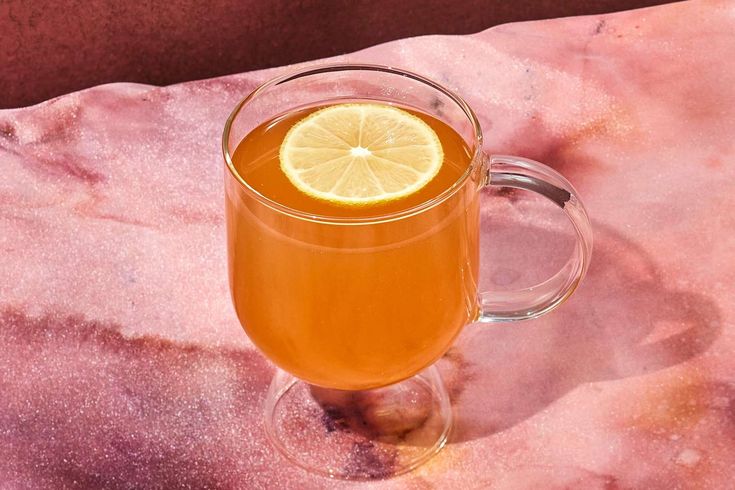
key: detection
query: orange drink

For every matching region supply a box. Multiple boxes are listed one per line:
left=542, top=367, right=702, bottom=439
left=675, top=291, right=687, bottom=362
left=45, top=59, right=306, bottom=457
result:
left=225, top=102, right=482, bottom=390
left=223, top=65, right=592, bottom=478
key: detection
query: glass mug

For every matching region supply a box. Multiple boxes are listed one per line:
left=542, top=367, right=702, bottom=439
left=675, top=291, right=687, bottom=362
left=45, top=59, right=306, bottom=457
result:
left=223, top=64, right=592, bottom=479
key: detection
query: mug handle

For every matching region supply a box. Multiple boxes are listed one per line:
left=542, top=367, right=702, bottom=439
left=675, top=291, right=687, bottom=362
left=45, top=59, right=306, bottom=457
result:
left=478, top=155, right=593, bottom=322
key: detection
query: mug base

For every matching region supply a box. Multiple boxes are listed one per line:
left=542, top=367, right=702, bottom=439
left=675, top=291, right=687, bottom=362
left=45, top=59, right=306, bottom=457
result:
left=263, top=365, right=452, bottom=480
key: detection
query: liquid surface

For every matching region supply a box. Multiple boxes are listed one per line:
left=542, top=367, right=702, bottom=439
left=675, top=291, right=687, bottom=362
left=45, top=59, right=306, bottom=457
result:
left=231, top=103, right=473, bottom=217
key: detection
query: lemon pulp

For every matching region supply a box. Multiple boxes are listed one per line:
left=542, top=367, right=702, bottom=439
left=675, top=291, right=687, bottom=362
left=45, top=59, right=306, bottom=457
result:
left=279, top=103, right=444, bottom=206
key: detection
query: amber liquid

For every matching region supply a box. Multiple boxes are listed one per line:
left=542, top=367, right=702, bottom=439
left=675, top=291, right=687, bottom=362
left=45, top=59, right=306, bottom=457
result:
left=226, top=102, right=480, bottom=389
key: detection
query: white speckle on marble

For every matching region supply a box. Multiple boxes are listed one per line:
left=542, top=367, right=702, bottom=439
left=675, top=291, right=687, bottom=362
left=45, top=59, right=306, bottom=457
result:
left=675, top=449, right=702, bottom=467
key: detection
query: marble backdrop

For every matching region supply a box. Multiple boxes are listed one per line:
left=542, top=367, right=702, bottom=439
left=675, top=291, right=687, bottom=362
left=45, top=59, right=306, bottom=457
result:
left=1, top=0, right=734, bottom=487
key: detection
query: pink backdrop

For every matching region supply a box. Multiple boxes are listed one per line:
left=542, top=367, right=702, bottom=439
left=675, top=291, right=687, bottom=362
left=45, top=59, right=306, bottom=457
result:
left=1, top=0, right=734, bottom=487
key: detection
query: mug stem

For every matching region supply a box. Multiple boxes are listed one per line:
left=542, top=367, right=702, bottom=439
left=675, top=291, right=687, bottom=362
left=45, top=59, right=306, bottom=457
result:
left=263, top=366, right=452, bottom=480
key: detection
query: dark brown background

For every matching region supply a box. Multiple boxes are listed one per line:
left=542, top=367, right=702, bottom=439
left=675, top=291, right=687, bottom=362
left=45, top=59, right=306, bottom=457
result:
left=1, top=0, right=672, bottom=109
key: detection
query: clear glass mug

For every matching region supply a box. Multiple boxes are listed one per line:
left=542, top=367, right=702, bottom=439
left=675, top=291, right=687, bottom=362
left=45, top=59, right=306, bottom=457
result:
left=223, top=64, right=592, bottom=479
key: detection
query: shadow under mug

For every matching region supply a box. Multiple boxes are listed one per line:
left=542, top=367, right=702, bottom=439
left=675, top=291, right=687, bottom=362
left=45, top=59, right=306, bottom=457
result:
left=223, top=64, right=592, bottom=479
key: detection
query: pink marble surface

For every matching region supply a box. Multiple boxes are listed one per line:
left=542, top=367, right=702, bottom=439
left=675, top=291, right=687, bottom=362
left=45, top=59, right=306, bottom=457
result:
left=2, top=0, right=734, bottom=487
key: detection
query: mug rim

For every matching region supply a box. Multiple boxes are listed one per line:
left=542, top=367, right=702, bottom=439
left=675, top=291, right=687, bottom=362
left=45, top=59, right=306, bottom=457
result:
left=222, top=63, right=483, bottom=225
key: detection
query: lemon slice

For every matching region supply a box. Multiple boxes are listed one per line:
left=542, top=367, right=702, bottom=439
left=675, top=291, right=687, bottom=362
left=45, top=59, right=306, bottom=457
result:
left=279, top=103, right=443, bottom=206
